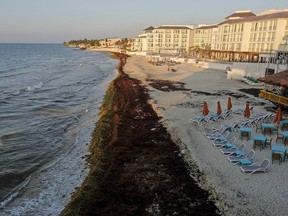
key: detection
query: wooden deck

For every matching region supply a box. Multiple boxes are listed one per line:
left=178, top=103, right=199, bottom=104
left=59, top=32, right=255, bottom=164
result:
left=259, top=90, right=288, bottom=106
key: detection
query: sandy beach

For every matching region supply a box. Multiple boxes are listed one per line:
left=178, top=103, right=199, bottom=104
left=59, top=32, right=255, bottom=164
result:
left=124, top=55, right=288, bottom=216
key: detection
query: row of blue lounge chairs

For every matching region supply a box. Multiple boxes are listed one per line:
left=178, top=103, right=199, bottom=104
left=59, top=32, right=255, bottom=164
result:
left=191, top=110, right=232, bottom=126
left=204, top=125, right=270, bottom=174
left=199, top=112, right=275, bottom=134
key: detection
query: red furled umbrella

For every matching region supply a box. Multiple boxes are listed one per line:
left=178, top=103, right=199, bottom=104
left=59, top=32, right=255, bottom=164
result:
left=227, top=97, right=232, bottom=110
left=202, top=101, right=209, bottom=116
left=217, top=101, right=222, bottom=115
left=274, top=107, right=282, bottom=125
left=244, top=103, right=250, bottom=118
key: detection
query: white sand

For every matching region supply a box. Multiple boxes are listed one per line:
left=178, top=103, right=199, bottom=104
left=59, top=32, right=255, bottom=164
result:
left=124, top=55, right=288, bottom=216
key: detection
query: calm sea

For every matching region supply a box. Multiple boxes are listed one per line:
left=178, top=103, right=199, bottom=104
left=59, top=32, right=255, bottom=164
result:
left=0, top=44, right=118, bottom=215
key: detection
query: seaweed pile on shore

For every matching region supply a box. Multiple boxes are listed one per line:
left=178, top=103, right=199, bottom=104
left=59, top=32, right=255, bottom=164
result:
left=60, top=53, right=219, bottom=216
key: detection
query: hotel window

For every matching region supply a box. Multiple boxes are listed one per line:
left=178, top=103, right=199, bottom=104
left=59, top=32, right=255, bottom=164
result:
left=256, top=43, right=259, bottom=52
left=258, top=33, right=262, bottom=42
left=253, top=33, right=257, bottom=42
left=263, top=21, right=267, bottom=31
left=261, top=43, right=265, bottom=52
left=259, top=22, right=263, bottom=31
left=271, top=32, right=275, bottom=41
left=272, top=20, right=277, bottom=30
left=262, top=33, right=266, bottom=41
left=236, top=43, right=241, bottom=51
left=270, top=44, right=273, bottom=51
left=249, top=33, right=253, bottom=42
left=268, top=20, right=272, bottom=30
left=252, top=43, right=255, bottom=52
left=251, top=23, right=255, bottom=32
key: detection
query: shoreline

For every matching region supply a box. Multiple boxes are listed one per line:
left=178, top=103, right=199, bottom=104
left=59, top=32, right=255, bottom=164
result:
left=123, top=55, right=288, bottom=216
left=60, top=52, right=220, bottom=215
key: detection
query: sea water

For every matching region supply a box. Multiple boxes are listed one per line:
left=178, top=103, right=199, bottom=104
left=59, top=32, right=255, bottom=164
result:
left=0, top=44, right=118, bottom=215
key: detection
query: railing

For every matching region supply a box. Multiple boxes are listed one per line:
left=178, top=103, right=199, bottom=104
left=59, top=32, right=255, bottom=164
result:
left=259, top=90, right=288, bottom=106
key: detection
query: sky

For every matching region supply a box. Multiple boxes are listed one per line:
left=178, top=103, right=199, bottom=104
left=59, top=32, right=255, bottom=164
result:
left=1, top=0, right=288, bottom=43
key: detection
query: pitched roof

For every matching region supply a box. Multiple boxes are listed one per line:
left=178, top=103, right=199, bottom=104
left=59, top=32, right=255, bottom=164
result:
left=144, top=26, right=154, bottom=31
left=258, top=70, right=288, bottom=87
left=218, top=11, right=288, bottom=26
left=156, top=25, right=193, bottom=30
left=243, top=11, right=288, bottom=22
left=225, top=11, right=256, bottom=19
left=197, top=25, right=218, bottom=30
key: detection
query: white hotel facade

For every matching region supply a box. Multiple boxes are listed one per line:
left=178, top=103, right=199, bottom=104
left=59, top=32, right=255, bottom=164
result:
left=132, top=9, right=288, bottom=59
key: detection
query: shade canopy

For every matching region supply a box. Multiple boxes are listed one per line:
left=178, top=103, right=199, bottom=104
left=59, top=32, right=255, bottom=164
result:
left=258, top=69, right=288, bottom=88
left=202, top=101, right=209, bottom=116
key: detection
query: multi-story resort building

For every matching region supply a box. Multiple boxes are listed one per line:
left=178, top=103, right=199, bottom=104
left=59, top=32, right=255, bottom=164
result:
left=132, top=25, right=195, bottom=55
left=132, top=9, right=288, bottom=62
left=193, top=24, right=218, bottom=50
left=210, top=10, right=288, bottom=61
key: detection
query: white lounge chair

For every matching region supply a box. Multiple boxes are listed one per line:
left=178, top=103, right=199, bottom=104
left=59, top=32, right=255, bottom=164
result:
left=207, top=130, right=230, bottom=141
left=191, top=116, right=206, bottom=126
left=211, top=131, right=230, bottom=143
left=227, top=150, right=255, bottom=163
left=220, top=143, right=246, bottom=155
left=213, top=136, right=236, bottom=148
left=240, top=158, right=270, bottom=174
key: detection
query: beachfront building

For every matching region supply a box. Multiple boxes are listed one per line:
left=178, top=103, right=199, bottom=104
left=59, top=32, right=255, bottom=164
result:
left=99, top=38, right=122, bottom=48
left=132, top=25, right=195, bottom=55
left=193, top=24, right=218, bottom=50
left=132, top=35, right=147, bottom=52
left=276, top=35, right=288, bottom=65
left=191, top=24, right=218, bottom=58
left=201, top=10, right=288, bottom=61
left=131, top=9, right=288, bottom=61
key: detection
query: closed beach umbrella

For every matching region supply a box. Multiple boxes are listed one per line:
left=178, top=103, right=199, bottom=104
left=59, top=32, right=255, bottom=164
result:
left=244, top=103, right=250, bottom=118
left=227, top=97, right=232, bottom=110
left=202, top=101, right=209, bottom=116
left=274, top=108, right=282, bottom=124
left=217, top=101, right=222, bottom=115
left=274, top=108, right=279, bottom=123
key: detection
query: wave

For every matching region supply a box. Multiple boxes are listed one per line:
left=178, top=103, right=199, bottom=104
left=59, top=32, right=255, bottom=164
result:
left=0, top=176, right=31, bottom=209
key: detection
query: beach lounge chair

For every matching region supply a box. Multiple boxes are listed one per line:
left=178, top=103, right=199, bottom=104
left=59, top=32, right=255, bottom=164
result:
left=220, top=143, right=246, bottom=155
left=207, top=130, right=230, bottom=141
left=203, top=127, right=224, bottom=137
left=213, top=136, right=236, bottom=148
left=191, top=116, right=206, bottom=126
left=234, top=106, right=254, bottom=115
left=240, top=158, right=270, bottom=174
left=227, top=150, right=255, bottom=163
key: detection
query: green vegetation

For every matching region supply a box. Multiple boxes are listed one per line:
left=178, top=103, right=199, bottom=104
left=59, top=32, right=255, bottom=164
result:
left=63, top=39, right=101, bottom=47
left=63, top=37, right=131, bottom=51
left=244, top=76, right=260, bottom=83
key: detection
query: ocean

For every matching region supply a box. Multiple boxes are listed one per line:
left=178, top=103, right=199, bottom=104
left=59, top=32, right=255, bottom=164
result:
left=0, top=44, right=118, bottom=215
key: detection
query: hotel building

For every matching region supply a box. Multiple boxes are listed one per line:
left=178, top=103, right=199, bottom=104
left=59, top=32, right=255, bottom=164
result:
left=132, top=9, right=288, bottom=60
left=132, top=25, right=195, bottom=55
